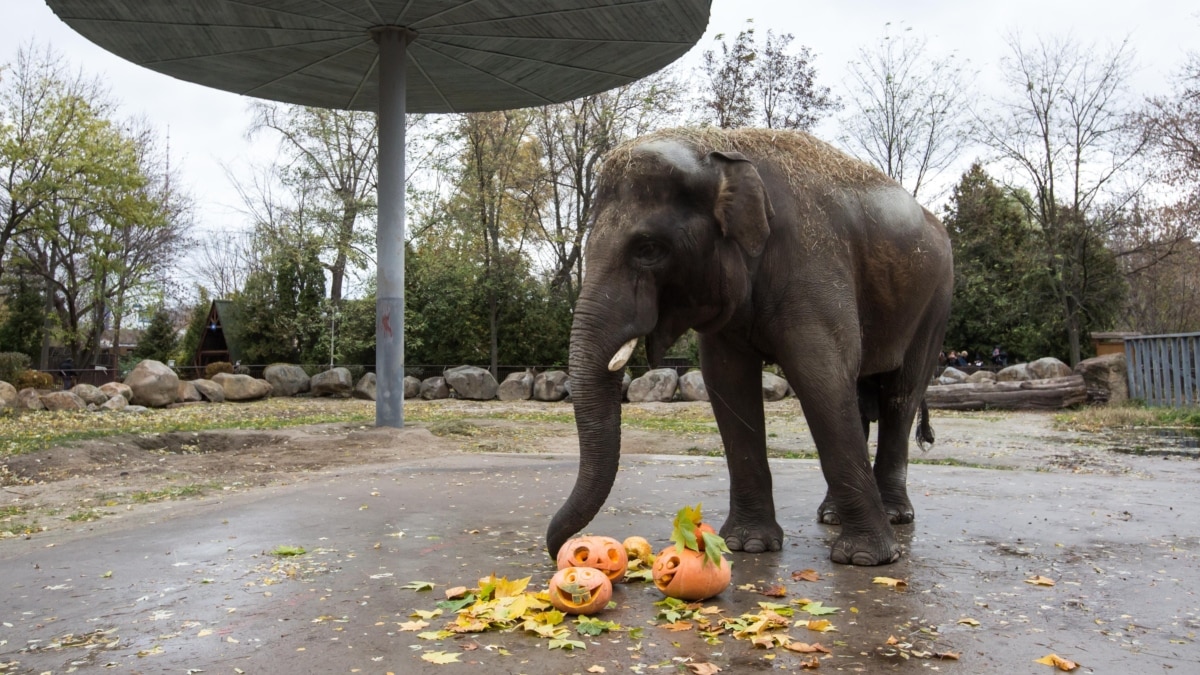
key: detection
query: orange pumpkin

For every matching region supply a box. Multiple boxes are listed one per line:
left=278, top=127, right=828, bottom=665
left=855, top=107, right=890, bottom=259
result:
left=693, top=523, right=717, bottom=550
left=652, top=545, right=731, bottom=601
left=548, top=566, right=613, bottom=615
left=556, top=535, right=629, bottom=583
left=623, top=536, right=654, bottom=565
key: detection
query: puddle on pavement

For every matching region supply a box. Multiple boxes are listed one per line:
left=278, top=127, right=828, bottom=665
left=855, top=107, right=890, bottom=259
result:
left=1106, top=427, right=1200, bottom=459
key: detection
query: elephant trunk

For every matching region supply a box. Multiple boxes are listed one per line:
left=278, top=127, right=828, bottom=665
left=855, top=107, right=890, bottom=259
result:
left=546, top=297, right=633, bottom=558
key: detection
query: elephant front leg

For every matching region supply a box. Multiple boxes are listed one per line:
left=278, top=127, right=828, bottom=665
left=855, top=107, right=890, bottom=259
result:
left=789, top=366, right=900, bottom=565
left=700, top=335, right=783, bottom=553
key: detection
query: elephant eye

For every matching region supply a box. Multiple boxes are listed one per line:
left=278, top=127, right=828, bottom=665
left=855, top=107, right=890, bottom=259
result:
left=632, top=240, right=668, bottom=266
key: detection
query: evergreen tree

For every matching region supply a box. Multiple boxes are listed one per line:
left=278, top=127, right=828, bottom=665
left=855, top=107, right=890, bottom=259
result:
left=133, top=307, right=179, bottom=363
left=177, top=288, right=211, bottom=367
left=0, top=272, right=46, bottom=360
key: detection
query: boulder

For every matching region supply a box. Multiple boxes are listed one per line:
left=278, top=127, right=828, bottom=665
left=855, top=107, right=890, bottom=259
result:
left=70, top=383, right=108, bottom=406
left=0, top=381, right=18, bottom=408
left=177, top=380, right=203, bottom=403
left=100, top=395, right=128, bottom=412
left=1028, top=357, right=1072, bottom=380
left=403, top=375, right=422, bottom=399
left=937, top=366, right=969, bottom=385
left=420, top=376, right=450, bottom=400
left=532, top=370, right=570, bottom=402
left=41, top=390, right=87, bottom=411
left=497, top=370, right=534, bottom=401
left=17, top=388, right=44, bottom=410
left=353, top=372, right=377, bottom=400
left=310, top=367, right=353, bottom=397
left=98, top=381, right=133, bottom=402
left=966, top=370, right=998, bottom=384
left=212, top=373, right=272, bottom=401
left=1074, top=353, right=1128, bottom=404
left=627, top=368, right=679, bottom=403
left=123, top=404, right=149, bottom=413
left=124, top=359, right=180, bottom=407
left=191, top=378, right=225, bottom=403
left=996, top=363, right=1032, bottom=382
left=621, top=372, right=632, bottom=399
left=445, top=365, right=499, bottom=401
left=679, top=370, right=708, bottom=402
left=762, top=372, right=789, bottom=401
left=264, top=363, right=311, bottom=397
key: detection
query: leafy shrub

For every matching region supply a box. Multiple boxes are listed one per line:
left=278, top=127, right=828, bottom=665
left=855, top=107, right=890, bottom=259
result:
left=205, top=361, right=234, bottom=379
left=13, top=369, right=53, bottom=390
left=345, top=365, right=365, bottom=382
left=0, top=352, right=31, bottom=384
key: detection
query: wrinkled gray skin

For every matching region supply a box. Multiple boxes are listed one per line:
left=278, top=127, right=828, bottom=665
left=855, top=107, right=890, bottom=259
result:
left=548, top=129, right=953, bottom=566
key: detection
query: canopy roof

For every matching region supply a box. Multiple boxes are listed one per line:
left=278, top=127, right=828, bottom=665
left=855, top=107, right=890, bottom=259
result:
left=46, top=0, right=711, bottom=113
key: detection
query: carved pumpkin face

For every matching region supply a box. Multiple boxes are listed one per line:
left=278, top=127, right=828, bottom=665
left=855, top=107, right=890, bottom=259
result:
left=651, top=545, right=731, bottom=601
left=548, top=566, right=613, bottom=615
left=556, top=535, right=629, bottom=583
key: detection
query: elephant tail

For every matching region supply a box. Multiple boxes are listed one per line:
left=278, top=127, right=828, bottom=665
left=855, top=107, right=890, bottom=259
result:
left=915, top=399, right=934, bottom=452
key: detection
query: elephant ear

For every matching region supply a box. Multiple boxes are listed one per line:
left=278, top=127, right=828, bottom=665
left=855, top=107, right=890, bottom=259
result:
left=709, top=150, right=774, bottom=257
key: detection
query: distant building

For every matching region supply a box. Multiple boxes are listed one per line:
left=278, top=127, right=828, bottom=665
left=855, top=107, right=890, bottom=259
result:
left=193, top=300, right=244, bottom=367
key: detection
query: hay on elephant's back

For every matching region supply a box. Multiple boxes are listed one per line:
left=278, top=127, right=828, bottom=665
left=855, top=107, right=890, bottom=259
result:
left=605, top=127, right=889, bottom=189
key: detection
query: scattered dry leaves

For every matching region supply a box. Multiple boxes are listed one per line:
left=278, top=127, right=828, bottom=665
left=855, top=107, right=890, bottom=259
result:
left=1035, top=654, right=1080, bottom=671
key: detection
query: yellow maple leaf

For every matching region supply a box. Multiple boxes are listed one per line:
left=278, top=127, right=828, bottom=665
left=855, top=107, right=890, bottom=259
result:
left=805, top=619, right=836, bottom=633
left=784, top=642, right=831, bottom=654
left=398, top=620, right=429, bottom=631
left=493, top=576, right=531, bottom=598
left=444, top=586, right=468, bottom=599
left=872, top=576, right=908, bottom=590
left=664, top=621, right=694, bottom=631
left=1026, top=575, right=1056, bottom=587
left=958, top=618, right=981, bottom=627
left=1035, top=654, right=1079, bottom=671
left=421, top=651, right=462, bottom=665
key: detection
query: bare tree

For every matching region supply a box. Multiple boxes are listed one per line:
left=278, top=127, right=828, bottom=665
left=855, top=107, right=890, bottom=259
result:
left=840, top=26, right=973, bottom=198
left=979, top=33, right=1146, bottom=365
left=531, top=71, right=685, bottom=299
left=698, top=23, right=837, bottom=131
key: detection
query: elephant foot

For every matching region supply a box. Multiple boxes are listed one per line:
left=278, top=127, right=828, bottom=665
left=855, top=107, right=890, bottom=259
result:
left=720, top=518, right=784, bottom=553
left=819, top=499, right=913, bottom=526
left=884, top=500, right=915, bottom=525
left=830, top=529, right=901, bottom=566
left=817, top=499, right=840, bottom=525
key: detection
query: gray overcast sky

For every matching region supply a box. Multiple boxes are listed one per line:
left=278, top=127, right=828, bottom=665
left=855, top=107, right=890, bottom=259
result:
left=7, top=0, right=1199, bottom=241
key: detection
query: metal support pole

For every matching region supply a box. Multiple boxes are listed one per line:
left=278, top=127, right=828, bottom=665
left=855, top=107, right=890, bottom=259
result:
left=373, top=27, right=415, bottom=427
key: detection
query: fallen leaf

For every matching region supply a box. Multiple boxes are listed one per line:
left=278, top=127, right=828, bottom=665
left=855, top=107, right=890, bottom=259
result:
left=935, top=650, right=961, bottom=660
left=872, top=576, right=908, bottom=590
left=798, top=655, right=821, bottom=669
left=791, top=569, right=820, bottom=582
left=421, top=651, right=462, bottom=664
left=398, top=620, right=429, bottom=631
left=587, top=667, right=607, bottom=673
left=805, top=620, right=836, bottom=633
left=1035, top=654, right=1079, bottom=671
left=759, top=585, right=788, bottom=598
left=799, top=601, right=839, bottom=616
left=784, top=642, right=831, bottom=654
left=886, top=636, right=900, bottom=645
left=685, top=663, right=721, bottom=675
left=957, top=618, right=980, bottom=627
left=663, top=621, right=694, bottom=632
left=445, top=586, right=468, bottom=600
left=1026, top=575, right=1056, bottom=587
left=197, top=629, right=213, bottom=637
left=401, top=580, right=435, bottom=591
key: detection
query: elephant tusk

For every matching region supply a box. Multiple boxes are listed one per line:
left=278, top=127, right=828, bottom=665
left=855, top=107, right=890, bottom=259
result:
left=607, top=338, right=638, bottom=372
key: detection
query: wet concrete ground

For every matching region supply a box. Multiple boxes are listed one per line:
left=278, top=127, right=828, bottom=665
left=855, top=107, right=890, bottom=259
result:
left=2, top=444, right=1197, bottom=674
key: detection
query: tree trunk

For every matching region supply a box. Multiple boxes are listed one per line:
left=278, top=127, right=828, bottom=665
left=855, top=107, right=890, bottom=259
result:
left=925, top=375, right=1088, bottom=410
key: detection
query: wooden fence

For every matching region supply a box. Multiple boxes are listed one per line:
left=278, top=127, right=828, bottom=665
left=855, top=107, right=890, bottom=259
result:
left=1125, top=332, right=1200, bottom=407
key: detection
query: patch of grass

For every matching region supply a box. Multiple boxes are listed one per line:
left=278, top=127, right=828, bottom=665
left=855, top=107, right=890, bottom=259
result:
left=129, top=483, right=213, bottom=503
left=0, top=505, right=27, bottom=518
left=1056, top=404, right=1200, bottom=433
left=427, top=420, right=482, bottom=437
left=65, top=509, right=106, bottom=522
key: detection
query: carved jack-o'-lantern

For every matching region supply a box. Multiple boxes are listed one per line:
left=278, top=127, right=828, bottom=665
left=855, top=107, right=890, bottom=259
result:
left=556, top=535, right=629, bottom=583
left=623, top=536, right=654, bottom=565
left=651, top=545, right=731, bottom=601
left=548, top=566, right=613, bottom=615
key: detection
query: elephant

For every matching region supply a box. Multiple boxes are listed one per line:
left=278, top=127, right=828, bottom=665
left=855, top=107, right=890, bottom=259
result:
left=547, top=127, right=953, bottom=566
